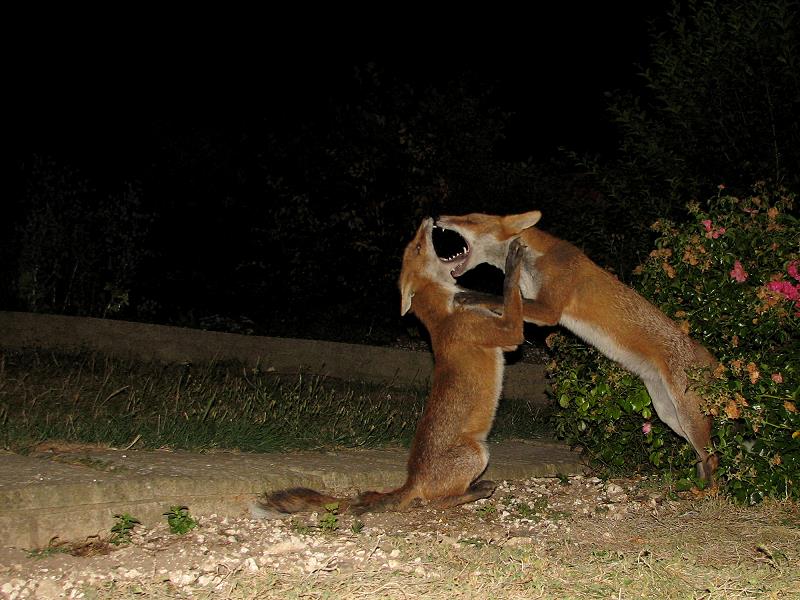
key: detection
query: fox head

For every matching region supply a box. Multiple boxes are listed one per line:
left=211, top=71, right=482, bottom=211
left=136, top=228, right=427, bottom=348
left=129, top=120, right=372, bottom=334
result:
left=399, top=217, right=459, bottom=316
left=434, top=211, right=541, bottom=278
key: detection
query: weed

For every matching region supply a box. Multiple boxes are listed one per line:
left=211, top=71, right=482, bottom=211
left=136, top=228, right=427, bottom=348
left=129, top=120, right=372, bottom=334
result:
left=513, top=496, right=548, bottom=520
left=26, top=538, right=69, bottom=559
left=319, top=502, right=340, bottom=533
left=164, top=506, right=198, bottom=535
left=350, top=519, right=365, bottom=534
left=109, top=513, right=140, bottom=545
left=475, top=503, right=497, bottom=518
left=513, top=502, right=539, bottom=520
left=290, top=519, right=311, bottom=535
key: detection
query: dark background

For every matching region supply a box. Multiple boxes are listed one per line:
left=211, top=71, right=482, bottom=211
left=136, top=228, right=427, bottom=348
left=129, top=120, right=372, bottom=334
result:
left=6, top=2, right=798, bottom=344
left=12, top=5, right=662, bottom=164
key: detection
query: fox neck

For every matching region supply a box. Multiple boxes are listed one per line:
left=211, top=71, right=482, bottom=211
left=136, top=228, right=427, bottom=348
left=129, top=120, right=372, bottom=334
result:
left=412, top=280, right=456, bottom=324
left=475, top=237, right=512, bottom=271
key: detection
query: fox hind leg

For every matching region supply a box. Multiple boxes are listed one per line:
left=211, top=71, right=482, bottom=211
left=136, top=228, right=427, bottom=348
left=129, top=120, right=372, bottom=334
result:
left=647, top=375, right=716, bottom=482
left=678, top=386, right=717, bottom=482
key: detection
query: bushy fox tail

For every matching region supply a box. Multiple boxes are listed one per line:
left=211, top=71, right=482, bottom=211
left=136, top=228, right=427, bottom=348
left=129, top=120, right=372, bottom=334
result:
left=251, top=484, right=417, bottom=519
left=251, top=487, right=349, bottom=519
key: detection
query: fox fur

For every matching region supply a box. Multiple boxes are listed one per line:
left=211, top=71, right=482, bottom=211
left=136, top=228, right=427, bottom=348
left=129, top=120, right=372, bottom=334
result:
left=253, top=218, right=525, bottom=518
left=434, top=210, right=718, bottom=481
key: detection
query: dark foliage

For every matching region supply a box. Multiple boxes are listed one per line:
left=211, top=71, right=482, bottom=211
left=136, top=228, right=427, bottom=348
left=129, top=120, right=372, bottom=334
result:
left=3, top=0, right=798, bottom=343
left=571, top=0, right=800, bottom=274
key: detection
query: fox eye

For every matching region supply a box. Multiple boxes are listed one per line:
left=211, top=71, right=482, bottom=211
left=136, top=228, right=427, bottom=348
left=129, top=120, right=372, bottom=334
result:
left=415, top=243, right=422, bottom=255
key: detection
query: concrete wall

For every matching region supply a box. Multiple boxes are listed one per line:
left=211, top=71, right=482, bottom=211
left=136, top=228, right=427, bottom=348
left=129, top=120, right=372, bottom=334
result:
left=0, top=311, right=549, bottom=405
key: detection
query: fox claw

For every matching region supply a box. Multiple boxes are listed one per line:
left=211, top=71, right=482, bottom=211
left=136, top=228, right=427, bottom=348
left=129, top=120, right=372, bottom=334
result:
left=505, top=238, right=526, bottom=274
left=504, top=239, right=526, bottom=295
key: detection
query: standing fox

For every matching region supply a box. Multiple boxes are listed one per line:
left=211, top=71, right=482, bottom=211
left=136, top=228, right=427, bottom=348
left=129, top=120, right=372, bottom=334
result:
left=433, top=210, right=718, bottom=482
left=254, top=217, right=526, bottom=517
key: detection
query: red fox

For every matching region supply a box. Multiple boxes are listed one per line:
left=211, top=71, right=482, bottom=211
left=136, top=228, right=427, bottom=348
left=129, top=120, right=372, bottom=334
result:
left=433, top=210, right=719, bottom=482
left=253, top=218, right=526, bottom=518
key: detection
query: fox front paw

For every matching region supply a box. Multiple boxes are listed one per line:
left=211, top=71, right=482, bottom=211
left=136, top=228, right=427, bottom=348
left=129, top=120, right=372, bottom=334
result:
left=505, top=238, right=527, bottom=274
left=454, top=291, right=495, bottom=307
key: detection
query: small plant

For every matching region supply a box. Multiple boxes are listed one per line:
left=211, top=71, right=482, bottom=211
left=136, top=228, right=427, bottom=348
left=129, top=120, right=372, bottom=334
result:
left=290, top=518, right=311, bottom=535
left=318, top=502, right=340, bottom=533
left=350, top=519, right=365, bottom=534
left=513, top=501, right=538, bottom=520
left=514, top=497, right=548, bottom=520
left=501, top=494, right=549, bottom=520
left=26, top=537, right=69, bottom=559
left=475, top=503, right=497, bottom=518
left=164, top=506, right=198, bottom=535
left=109, top=513, right=140, bottom=545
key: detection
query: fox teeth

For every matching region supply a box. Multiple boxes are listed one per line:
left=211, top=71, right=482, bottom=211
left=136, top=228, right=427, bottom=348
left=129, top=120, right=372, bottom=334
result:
left=444, top=248, right=467, bottom=261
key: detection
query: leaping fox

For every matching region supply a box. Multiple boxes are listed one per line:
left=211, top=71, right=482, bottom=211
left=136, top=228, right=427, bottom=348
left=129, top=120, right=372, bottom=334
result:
left=254, top=217, right=526, bottom=517
left=433, top=210, right=718, bottom=482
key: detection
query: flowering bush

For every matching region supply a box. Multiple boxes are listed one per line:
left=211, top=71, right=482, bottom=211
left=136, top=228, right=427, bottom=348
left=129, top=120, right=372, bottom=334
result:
left=550, top=183, right=798, bottom=502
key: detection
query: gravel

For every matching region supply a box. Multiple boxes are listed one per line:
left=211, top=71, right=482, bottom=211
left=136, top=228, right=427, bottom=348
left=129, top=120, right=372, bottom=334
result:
left=0, top=474, right=667, bottom=598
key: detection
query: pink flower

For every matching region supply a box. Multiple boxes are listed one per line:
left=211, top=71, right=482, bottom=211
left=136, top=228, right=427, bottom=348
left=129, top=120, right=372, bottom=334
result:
left=701, top=220, right=725, bottom=239
left=730, top=260, right=748, bottom=283
left=768, top=280, right=800, bottom=302
left=642, top=422, right=652, bottom=435
left=771, top=373, right=783, bottom=384
left=788, top=261, right=800, bottom=283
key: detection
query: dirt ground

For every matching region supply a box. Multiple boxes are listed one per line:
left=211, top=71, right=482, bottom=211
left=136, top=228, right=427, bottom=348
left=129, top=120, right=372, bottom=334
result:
left=1, top=474, right=798, bottom=600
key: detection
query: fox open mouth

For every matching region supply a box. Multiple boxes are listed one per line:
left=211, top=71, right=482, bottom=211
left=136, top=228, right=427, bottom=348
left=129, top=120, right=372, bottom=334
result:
left=432, top=225, right=470, bottom=278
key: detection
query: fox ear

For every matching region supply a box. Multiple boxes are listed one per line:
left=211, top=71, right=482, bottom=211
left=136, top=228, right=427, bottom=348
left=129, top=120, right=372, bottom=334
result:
left=505, top=210, right=542, bottom=234
left=400, top=282, right=415, bottom=316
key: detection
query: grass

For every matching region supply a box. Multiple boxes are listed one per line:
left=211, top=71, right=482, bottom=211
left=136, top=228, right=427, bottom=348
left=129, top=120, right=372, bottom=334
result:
left=0, top=349, right=550, bottom=453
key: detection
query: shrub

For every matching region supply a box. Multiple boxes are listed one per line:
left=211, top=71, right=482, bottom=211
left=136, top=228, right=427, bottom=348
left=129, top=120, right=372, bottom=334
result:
left=550, top=183, right=799, bottom=502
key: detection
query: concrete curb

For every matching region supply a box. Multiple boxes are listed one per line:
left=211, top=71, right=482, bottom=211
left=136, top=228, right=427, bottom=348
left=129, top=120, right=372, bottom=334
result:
left=0, top=442, right=586, bottom=549
left=0, top=311, right=549, bottom=404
